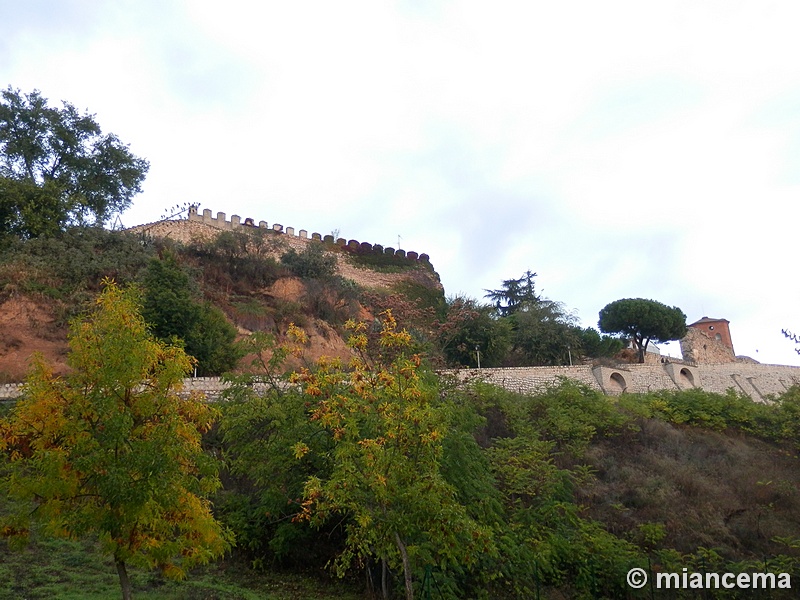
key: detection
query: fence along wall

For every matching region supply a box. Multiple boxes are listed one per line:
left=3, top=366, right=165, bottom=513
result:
left=187, top=206, right=431, bottom=263
left=3, top=363, right=799, bottom=402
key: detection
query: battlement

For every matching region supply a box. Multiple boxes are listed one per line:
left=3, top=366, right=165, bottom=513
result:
left=187, top=206, right=430, bottom=263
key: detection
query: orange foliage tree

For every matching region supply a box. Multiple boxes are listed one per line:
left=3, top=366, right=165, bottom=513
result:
left=0, top=281, right=231, bottom=600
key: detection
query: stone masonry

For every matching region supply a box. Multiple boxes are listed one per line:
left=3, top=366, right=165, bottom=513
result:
left=3, top=362, right=799, bottom=403
left=680, top=326, right=736, bottom=364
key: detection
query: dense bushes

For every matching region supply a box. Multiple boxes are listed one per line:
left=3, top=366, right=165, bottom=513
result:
left=141, top=252, right=241, bottom=376
left=0, top=226, right=156, bottom=313
left=216, top=348, right=800, bottom=599
left=617, top=387, right=800, bottom=446
left=439, top=272, right=625, bottom=369
left=280, top=243, right=337, bottom=279
left=184, top=230, right=282, bottom=295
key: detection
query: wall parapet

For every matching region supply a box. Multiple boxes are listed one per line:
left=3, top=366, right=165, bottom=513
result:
left=187, top=206, right=431, bottom=265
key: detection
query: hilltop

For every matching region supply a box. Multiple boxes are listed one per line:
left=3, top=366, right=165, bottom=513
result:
left=2, top=213, right=800, bottom=599
left=0, top=209, right=443, bottom=381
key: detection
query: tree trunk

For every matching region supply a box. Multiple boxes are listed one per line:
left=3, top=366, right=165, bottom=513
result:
left=382, top=556, right=389, bottom=600
left=636, top=335, right=647, bottom=363
left=116, top=558, right=132, bottom=600
left=365, top=560, right=376, bottom=599
left=394, top=532, right=413, bottom=600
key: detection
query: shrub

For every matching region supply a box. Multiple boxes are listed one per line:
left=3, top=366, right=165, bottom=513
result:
left=0, top=226, right=157, bottom=318
left=347, top=248, right=417, bottom=272
left=184, top=232, right=281, bottom=294
left=280, top=243, right=337, bottom=279
left=140, top=252, right=242, bottom=375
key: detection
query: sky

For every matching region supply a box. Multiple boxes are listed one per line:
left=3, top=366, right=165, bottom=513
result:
left=3, top=0, right=800, bottom=365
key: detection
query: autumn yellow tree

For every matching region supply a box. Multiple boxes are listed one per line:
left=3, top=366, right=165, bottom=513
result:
left=0, top=281, right=231, bottom=600
left=292, top=312, right=493, bottom=600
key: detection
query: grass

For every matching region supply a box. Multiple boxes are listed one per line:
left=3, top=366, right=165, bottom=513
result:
left=579, top=414, right=800, bottom=559
left=0, top=536, right=362, bottom=600
left=345, top=251, right=419, bottom=273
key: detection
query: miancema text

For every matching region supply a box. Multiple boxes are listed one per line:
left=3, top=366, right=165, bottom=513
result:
left=657, top=570, right=791, bottom=590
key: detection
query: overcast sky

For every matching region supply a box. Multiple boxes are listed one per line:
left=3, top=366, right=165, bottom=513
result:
left=3, top=1, right=800, bottom=365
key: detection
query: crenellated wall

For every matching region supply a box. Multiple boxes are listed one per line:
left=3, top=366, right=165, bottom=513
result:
left=3, top=362, right=799, bottom=403
left=186, top=206, right=430, bottom=264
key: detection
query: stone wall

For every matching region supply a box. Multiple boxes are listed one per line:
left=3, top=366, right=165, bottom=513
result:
left=0, top=383, right=22, bottom=399
left=184, top=206, right=431, bottom=264
left=126, top=207, right=442, bottom=294
left=4, top=362, right=798, bottom=403
left=450, top=362, right=800, bottom=402
left=680, top=327, right=736, bottom=364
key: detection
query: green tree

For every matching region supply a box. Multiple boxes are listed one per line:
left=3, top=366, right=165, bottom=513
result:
left=577, top=327, right=625, bottom=359
left=484, top=269, right=539, bottom=317
left=508, top=300, right=582, bottom=366
left=219, top=327, right=334, bottom=565
left=140, top=252, right=241, bottom=375
left=141, top=252, right=199, bottom=339
left=598, top=298, right=687, bottom=363
left=0, top=281, right=230, bottom=600
left=0, top=176, right=69, bottom=239
left=439, top=296, right=511, bottom=367
left=484, top=271, right=584, bottom=366
left=0, top=87, right=148, bottom=236
left=294, top=313, right=493, bottom=599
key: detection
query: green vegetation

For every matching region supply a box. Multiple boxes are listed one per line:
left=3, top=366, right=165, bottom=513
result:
left=295, top=315, right=491, bottom=600
left=0, top=534, right=362, bottom=600
left=0, top=282, right=230, bottom=600
left=281, top=243, right=337, bottom=279
left=183, top=229, right=283, bottom=296
left=141, top=252, right=241, bottom=376
left=4, top=295, right=800, bottom=597
left=437, top=270, right=623, bottom=368
left=0, top=87, right=148, bottom=238
left=215, top=315, right=800, bottom=599
left=440, top=296, right=511, bottom=367
left=598, top=297, right=687, bottom=363
left=0, top=227, right=157, bottom=313
left=1, top=164, right=798, bottom=597
left=346, top=247, right=422, bottom=272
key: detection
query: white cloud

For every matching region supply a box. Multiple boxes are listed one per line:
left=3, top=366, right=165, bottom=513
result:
left=3, top=0, right=800, bottom=365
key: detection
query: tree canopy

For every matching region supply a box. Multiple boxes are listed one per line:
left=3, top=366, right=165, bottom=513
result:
left=0, top=281, right=230, bottom=600
left=140, top=252, right=241, bottom=376
left=0, top=87, right=148, bottom=236
left=435, top=271, right=624, bottom=368
left=598, top=298, right=687, bottom=363
left=484, top=269, right=540, bottom=317
left=221, top=314, right=493, bottom=600
left=482, top=270, right=592, bottom=366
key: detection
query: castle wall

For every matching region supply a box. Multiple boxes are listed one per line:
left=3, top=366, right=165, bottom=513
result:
left=449, top=362, right=800, bottom=402
left=4, top=362, right=798, bottom=402
left=185, top=206, right=430, bottom=264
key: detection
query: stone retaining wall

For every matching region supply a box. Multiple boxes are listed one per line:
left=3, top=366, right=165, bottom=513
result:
left=3, top=363, right=799, bottom=403
left=451, top=362, right=800, bottom=402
